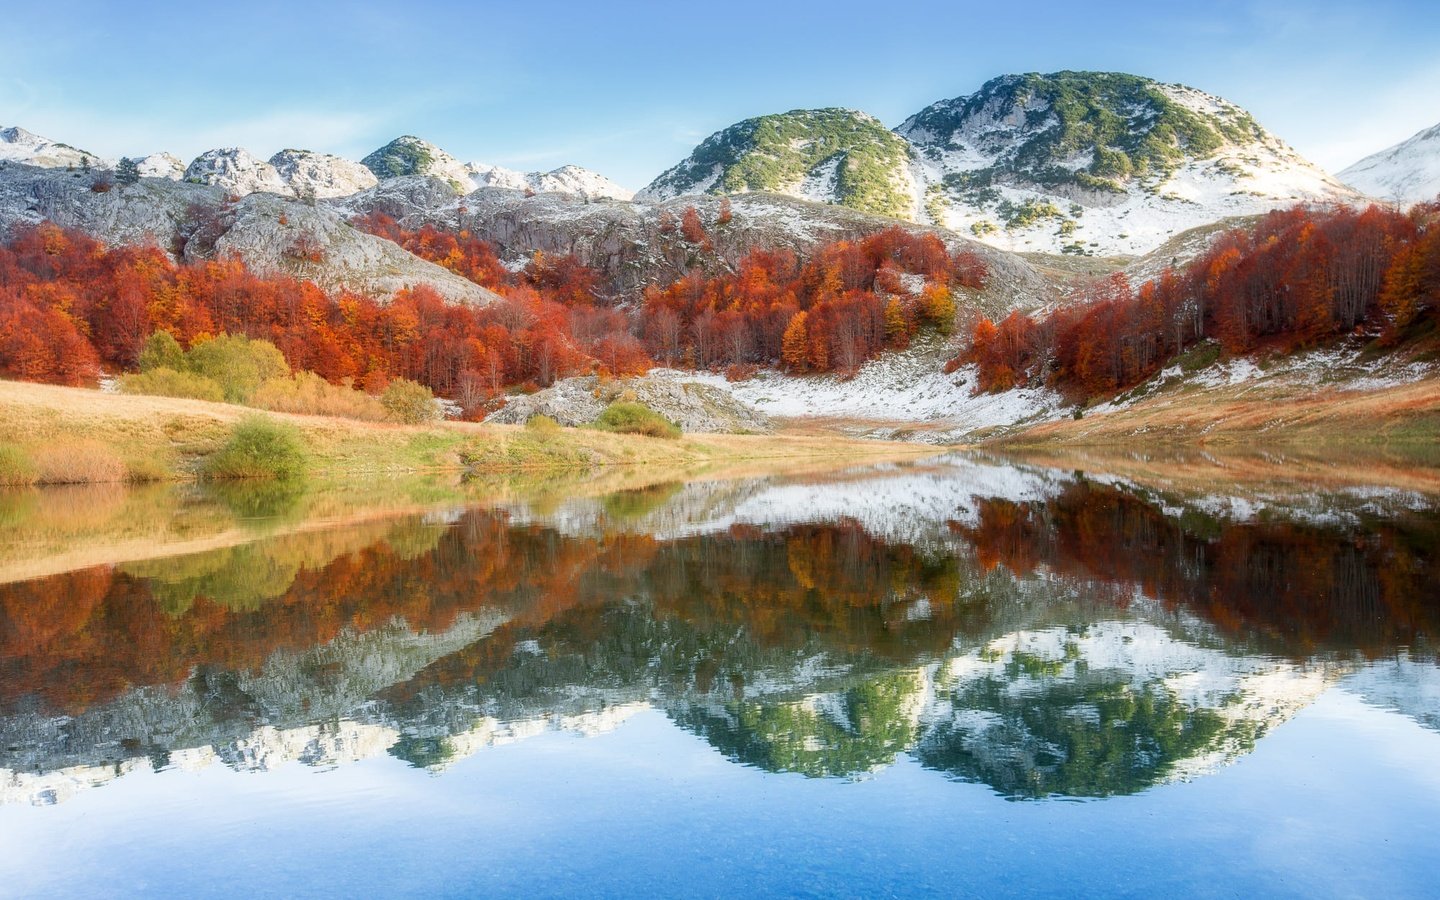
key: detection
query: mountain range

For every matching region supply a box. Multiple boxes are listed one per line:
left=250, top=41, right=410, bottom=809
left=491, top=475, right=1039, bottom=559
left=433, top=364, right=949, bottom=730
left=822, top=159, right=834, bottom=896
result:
left=641, top=72, right=1370, bottom=256
left=0, top=70, right=1435, bottom=295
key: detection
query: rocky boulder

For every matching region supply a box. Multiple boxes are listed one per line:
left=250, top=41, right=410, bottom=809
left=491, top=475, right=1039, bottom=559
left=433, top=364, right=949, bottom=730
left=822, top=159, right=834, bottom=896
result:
left=486, top=373, right=774, bottom=434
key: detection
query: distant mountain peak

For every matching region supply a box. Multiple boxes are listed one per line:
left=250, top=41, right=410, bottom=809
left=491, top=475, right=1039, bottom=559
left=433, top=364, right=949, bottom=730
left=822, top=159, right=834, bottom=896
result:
left=637, top=107, right=918, bottom=219
left=1339, top=121, right=1440, bottom=206
left=269, top=149, right=378, bottom=199
left=361, top=136, right=474, bottom=191
left=0, top=125, right=110, bottom=170
left=637, top=72, right=1355, bottom=255
left=184, top=147, right=290, bottom=196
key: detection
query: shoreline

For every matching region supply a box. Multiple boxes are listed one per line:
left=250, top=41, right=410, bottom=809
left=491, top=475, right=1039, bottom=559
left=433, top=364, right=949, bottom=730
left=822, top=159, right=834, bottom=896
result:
left=0, top=381, right=942, bottom=485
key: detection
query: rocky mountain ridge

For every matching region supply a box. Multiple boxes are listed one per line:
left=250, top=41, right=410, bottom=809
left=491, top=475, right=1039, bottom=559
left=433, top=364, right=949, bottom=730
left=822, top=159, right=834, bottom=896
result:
left=0, top=127, right=631, bottom=204
left=1339, top=120, right=1440, bottom=206
left=642, top=71, right=1363, bottom=256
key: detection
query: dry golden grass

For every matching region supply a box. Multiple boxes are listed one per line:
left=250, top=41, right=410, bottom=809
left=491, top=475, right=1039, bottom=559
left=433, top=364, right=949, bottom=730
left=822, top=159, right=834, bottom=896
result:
left=0, top=380, right=941, bottom=482
left=34, top=439, right=128, bottom=484
left=998, top=445, right=1440, bottom=498
left=250, top=372, right=389, bottom=421
left=999, top=376, right=1440, bottom=449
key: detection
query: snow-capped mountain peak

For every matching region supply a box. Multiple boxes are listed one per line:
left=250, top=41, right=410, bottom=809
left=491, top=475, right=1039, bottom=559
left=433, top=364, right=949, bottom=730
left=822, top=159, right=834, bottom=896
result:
left=465, top=161, right=633, bottom=200
left=640, top=72, right=1360, bottom=257
left=269, top=148, right=379, bottom=199
left=361, top=135, right=476, bottom=192
left=902, top=72, right=1361, bottom=256
left=0, top=126, right=111, bottom=170
left=184, top=147, right=291, bottom=196
left=1339, top=121, right=1440, bottom=207
left=133, top=152, right=185, bottom=180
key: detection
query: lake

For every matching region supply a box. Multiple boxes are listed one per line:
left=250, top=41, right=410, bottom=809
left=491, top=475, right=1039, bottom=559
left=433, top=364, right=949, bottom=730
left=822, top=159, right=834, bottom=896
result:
left=1, top=453, right=1437, bottom=898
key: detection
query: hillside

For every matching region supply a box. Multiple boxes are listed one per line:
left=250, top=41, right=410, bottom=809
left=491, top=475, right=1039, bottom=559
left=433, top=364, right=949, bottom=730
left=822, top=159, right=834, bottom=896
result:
left=335, top=178, right=1052, bottom=303
left=0, top=163, right=499, bottom=305
left=643, top=72, right=1360, bottom=257
left=903, top=71, right=1358, bottom=255
left=637, top=108, right=919, bottom=219
left=1340, top=121, right=1440, bottom=206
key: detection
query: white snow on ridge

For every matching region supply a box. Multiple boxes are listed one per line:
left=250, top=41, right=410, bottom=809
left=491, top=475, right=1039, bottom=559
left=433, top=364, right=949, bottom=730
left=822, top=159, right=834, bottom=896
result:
left=184, top=148, right=291, bottom=196
left=269, top=149, right=379, bottom=198
left=0, top=125, right=112, bottom=170
left=927, top=148, right=1358, bottom=258
left=666, top=351, right=1065, bottom=440
left=1340, top=121, right=1440, bottom=207
left=466, top=161, right=633, bottom=200
left=134, top=152, right=184, bottom=180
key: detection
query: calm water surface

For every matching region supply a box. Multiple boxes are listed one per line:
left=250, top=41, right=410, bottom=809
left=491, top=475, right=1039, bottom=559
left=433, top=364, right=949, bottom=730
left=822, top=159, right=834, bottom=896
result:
left=0, top=455, right=1437, bottom=898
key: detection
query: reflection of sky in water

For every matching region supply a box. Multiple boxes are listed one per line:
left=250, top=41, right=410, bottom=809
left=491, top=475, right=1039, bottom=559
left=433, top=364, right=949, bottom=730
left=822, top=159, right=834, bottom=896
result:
left=2, top=457, right=1439, bottom=895
left=1, top=691, right=1437, bottom=898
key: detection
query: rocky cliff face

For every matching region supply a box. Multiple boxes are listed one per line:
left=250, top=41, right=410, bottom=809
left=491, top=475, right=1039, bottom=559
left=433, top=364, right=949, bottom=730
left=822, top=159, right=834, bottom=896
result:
left=269, top=148, right=379, bottom=198
left=0, top=164, right=500, bottom=305
left=334, top=180, right=1052, bottom=306
left=183, top=147, right=291, bottom=196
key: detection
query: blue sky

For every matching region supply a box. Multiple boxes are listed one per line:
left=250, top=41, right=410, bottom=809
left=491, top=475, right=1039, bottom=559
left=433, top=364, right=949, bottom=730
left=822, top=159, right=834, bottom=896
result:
left=3, top=0, right=1438, bottom=189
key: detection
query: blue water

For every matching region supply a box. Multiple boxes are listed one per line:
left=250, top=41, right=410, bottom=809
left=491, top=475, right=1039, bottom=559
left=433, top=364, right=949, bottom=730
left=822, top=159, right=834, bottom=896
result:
left=1, top=694, right=1435, bottom=898
left=0, top=457, right=1437, bottom=897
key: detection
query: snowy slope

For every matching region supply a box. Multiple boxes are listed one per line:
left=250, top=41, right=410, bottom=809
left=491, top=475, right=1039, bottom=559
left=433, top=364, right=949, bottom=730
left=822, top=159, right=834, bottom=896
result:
left=1339, top=122, right=1440, bottom=206
left=134, top=152, right=184, bottom=180
left=184, top=148, right=291, bottom=196
left=0, top=126, right=110, bottom=170
left=467, top=161, right=633, bottom=200
left=269, top=149, right=378, bottom=198
left=900, top=73, right=1360, bottom=256
left=640, top=73, right=1358, bottom=256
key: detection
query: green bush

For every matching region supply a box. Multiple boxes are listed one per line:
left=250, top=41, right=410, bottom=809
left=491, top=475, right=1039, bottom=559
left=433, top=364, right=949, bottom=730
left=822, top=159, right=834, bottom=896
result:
left=138, top=331, right=185, bottom=372
left=525, top=414, right=561, bottom=434
left=204, top=416, right=307, bottom=480
left=119, top=367, right=225, bottom=402
left=381, top=378, right=439, bottom=424
left=591, top=402, right=681, bottom=439
left=0, top=443, right=36, bottom=486
left=186, top=334, right=290, bottom=403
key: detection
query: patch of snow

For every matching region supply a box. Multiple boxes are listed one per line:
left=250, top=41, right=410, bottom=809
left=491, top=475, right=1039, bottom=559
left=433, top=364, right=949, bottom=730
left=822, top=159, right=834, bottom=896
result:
left=133, top=152, right=184, bottom=180
left=1340, top=121, right=1440, bottom=206
left=0, top=125, right=111, bottom=170
left=184, top=148, right=291, bottom=197
left=672, top=350, right=1065, bottom=441
left=269, top=149, right=378, bottom=199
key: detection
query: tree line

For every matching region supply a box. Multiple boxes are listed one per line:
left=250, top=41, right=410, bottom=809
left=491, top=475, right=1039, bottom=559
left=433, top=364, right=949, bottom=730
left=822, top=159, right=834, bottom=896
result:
left=964, top=203, right=1440, bottom=398
left=0, top=214, right=988, bottom=411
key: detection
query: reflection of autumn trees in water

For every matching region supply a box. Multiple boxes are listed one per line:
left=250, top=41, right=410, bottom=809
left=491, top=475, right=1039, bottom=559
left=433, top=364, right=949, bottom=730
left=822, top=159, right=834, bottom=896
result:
left=950, top=481, right=1440, bottom=656
left=2, top=484, right=1438, bottom=720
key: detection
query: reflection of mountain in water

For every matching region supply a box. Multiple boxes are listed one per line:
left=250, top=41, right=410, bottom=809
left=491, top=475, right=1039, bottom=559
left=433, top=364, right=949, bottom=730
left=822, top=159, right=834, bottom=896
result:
left=1, top=457, right=1437, bottom=805
left=918, top=622, right=1330, bottom=798
left=1343, top=653, right=1440, bottom=732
